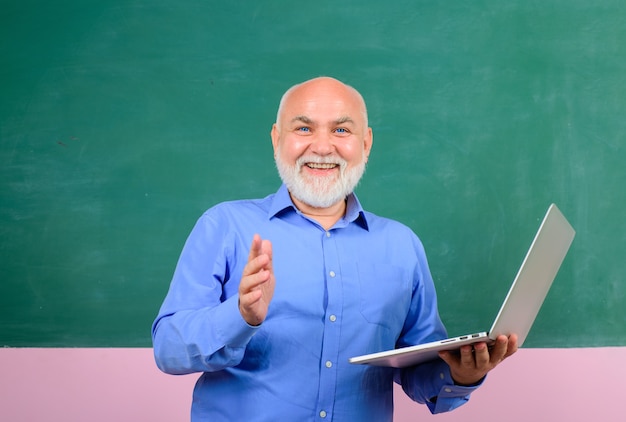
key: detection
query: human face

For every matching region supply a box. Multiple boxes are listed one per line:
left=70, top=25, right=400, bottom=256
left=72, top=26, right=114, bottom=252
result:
left=271, top=78, right=373, bottom=209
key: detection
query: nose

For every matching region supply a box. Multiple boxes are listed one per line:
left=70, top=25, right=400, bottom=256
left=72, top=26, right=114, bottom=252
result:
left=309, top=132, right=335, bottom=156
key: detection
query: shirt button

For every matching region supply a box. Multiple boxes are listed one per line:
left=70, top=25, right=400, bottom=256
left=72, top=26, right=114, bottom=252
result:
left=444, top=388, right=452, bottom=393
left=329, top=271, right=336, bottom=278
left=325, top=231, right=331, bottom=238
left=319, top=410, right=327, bottom=418
left=325, top=361, right=333, bottom=368
left=329, top=315, right=337, bottom=322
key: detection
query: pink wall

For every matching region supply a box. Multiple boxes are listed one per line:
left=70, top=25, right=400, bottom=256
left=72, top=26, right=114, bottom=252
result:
left=1, top=347, right=623, bottom=421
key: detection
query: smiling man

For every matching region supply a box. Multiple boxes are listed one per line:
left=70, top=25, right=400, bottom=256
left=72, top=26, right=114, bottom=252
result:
left=272, top=78, right=372, bottom=227
left=152, top=77, right=517, bottom=421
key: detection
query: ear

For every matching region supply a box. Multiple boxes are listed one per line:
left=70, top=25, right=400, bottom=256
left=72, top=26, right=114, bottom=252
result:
left=363, top=127, right=373, bottom=162
left=271, top=124, right=280, bottom=154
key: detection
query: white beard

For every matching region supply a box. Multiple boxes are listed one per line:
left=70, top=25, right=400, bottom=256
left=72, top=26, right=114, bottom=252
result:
left=275, top=151, right=366, bottom=208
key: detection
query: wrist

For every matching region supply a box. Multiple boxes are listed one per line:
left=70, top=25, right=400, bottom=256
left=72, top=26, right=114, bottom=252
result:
left=452, top=374, right=486, bottom=387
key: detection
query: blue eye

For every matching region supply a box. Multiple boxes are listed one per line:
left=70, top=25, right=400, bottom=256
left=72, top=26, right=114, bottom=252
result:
left=297, top=127, right=311, bottom=132
left=335, top=128, right=348, bottom=134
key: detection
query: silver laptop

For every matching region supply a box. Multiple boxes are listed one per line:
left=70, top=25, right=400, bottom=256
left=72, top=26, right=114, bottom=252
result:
left=349, top=203, right=576, bottom=368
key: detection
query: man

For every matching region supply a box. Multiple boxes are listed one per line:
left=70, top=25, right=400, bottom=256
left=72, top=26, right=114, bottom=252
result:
left=152, top=76, right=517, bottom=421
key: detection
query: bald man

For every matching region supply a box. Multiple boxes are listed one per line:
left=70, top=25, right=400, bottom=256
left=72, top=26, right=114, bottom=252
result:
left=152, top=77, right=517, bottom=421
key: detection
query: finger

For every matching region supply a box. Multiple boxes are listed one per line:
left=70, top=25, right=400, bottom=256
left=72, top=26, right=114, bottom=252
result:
left=437, top=350, right=453, bottom=365
left=241, top=268, right=271, bottom=293
left=247, top=234, right=262, bottom=263
left=473, top=342, right=490, bottom=367
left=489, top=335, right=509, bottom=365
left=459, top=345, right=476, bottom=368
left=260, top=239, right=273, bottom=271
left=240, top=285, right=264, bottom=305
left=243, top=235, right=270, bottom=277
left=238, top=270, right=270, bottom=314
left=438, top=346, right=459, bottom=362
left=243, top=252, right=271, bottom=276
left=504, top=334, right=519, bottom=359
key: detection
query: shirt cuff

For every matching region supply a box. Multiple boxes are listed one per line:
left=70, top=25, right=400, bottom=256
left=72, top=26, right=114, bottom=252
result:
left=429, top=371, right=485, bottom=414
left=215, top=294, right=260, bottom=348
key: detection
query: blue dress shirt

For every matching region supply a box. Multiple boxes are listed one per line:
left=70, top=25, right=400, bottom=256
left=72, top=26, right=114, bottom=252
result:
left=152, top=184, right=480, bottom=421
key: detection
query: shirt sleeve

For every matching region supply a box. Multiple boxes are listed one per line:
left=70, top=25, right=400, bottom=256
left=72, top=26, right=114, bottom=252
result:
left=397, top=358, right=484, bottom=414
left=151, top=210, right=259, bottom=375
left=394, top=233, right=482, bottom=413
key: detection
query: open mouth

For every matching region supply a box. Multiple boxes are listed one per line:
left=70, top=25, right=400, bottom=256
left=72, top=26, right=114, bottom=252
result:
left=305, top=162, right=339, bottom=170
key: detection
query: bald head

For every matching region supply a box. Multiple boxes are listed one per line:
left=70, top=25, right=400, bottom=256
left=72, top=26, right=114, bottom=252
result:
left=275, top=77, right=368, bottom=128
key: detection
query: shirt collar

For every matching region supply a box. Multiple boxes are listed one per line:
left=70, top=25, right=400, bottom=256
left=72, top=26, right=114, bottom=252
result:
left=268, top=184, right=370, bottom=231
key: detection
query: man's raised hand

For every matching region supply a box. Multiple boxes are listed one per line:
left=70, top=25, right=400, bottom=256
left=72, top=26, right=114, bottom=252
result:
left=238, top=234, right=275, bottom=326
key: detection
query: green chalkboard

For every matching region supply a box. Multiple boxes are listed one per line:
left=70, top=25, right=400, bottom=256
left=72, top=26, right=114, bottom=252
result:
left=1, top=0, right=625, bottom=347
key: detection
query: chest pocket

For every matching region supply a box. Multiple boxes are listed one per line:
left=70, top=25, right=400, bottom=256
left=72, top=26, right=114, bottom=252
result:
left=357, top=262, right=412, bottom=331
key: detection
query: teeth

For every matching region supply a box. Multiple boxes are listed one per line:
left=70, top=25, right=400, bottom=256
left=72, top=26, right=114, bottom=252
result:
left=307, top=163, right=337, bottom=169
